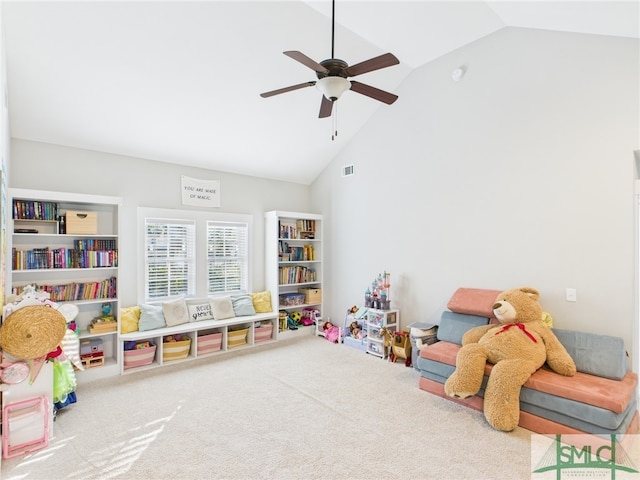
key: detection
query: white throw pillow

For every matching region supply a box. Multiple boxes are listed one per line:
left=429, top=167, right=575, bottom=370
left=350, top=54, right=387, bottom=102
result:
left=187, top=302, right=215, bottom=322
left=162, top=298, right=190, bottom=327
left=210, top=296, right=235, bottom=320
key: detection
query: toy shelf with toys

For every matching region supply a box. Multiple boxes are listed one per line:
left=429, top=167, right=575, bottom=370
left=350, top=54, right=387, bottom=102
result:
left=341, top=306, right=400, bottom=356
left=340, top=272, right=400, bottom=356
left=265, top=211, right=323, bottom=339
left=6, top=188, right=122, bottom=382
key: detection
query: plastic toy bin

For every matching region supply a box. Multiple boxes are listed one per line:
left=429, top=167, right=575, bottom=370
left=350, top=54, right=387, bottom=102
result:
left=279, top=293, right=305, bottom=307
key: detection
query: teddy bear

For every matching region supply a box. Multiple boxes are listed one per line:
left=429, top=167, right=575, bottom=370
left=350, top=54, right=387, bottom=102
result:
left=444, top=287, right=576, bottom=431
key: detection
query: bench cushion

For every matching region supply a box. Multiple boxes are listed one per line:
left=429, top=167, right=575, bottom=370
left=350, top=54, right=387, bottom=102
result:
left=553, top=328, right=627, bottom=380
left=446, top=287, right=502, bottom=318
left=436, top=311, right=489, bottom=344
left=419, top=341, right=637, bottom=414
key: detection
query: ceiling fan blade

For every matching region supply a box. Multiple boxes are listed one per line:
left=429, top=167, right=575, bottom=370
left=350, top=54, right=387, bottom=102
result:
left=318, top=95, right=333, bottom=118
left=283, top=51, right=329, bottom=74
left=344, top=53, right=399, bottom=77
left=350, top=81, right=398, bottom=105
left=260, top=81, right=316, bottom=98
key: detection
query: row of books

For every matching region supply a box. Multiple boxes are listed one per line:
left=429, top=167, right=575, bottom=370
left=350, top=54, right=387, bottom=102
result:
left=12, top=277, right=117, bottom=302
left=13, top=200, right=59, bottom=220
left=12, top=247, right=118, bottom=270
left=295, top=219, right=316, bottom=233
left=278, top=219, right=316, bottom=240
left=278, top=266, right=317, bottom=285
left=278, top=241, right=315, bottom=261
left=74, top=239, right=117, bottom=251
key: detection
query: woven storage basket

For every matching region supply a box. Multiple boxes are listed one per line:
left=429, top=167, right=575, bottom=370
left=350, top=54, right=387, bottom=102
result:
left=254, top=324, right=273, bottom=343
left=197, top=332, right=222, bottom=355
left=162, top=338, right=191, bottom=361
left=227, top=328, right=248, bottom=348
left=123, top=344, right=156, bottom=370
left=0, top=306, right=67, bottom=359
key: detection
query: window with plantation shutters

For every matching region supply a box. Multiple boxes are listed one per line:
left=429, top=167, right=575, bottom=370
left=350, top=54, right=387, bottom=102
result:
left=207, top=221, right=249, bottom=295
left=144, top=218, right=196, bottom=301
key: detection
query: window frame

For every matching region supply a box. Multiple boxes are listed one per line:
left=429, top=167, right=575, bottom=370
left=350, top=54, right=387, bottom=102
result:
left=143, top=217, right=196, bottom=302
left=206, top=220, right=250, bottom=295
left=137, top=207, right=253, bottom=303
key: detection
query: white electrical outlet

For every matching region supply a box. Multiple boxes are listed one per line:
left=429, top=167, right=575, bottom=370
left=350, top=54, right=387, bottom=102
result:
left=566, top=288, right=577, bottom=302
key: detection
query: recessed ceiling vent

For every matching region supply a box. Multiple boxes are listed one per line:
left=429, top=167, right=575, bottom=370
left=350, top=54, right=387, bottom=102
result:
left=342, top=164, right=354, bottom=177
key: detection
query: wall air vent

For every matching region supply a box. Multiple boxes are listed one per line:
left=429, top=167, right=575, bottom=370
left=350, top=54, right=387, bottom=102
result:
left=342, top=164, right=354, bottom=177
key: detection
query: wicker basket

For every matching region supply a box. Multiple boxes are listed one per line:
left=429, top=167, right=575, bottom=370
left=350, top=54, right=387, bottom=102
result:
left=254, top=324, right=273, bottom=343
left=162, top=338, right=191, bottom=362
left=124, top=344, right=156, bottom=370
left=227, top=328, right=248, bottom=348
left=197, top=332, right=222, bottom=355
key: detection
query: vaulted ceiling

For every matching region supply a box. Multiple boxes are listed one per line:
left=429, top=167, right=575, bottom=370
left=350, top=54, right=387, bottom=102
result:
left=3, top=1, right=638, bottom=184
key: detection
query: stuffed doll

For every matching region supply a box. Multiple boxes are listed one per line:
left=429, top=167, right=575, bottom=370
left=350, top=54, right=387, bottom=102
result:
left=444, top=287, right=576, bottom=431
left=322, top=321, right=340, bottom=343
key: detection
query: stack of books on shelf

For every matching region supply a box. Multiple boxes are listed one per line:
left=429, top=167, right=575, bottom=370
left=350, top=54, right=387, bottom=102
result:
left=12, top=200, right=59, bottom=220
left=278, top=220, right=317, bottom=240
left=296, top=219, right=316, bottom=239
left=278, top=266, right=317, bottom=285
left=11, top=277, right=117, bottom=302
left=278, top=241, right=315, bottom=261
left=12, top=247, right=118, bottom=270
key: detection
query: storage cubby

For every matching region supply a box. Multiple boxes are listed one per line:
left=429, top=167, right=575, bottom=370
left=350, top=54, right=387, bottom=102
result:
left=119, top=311, right=278, bottom=374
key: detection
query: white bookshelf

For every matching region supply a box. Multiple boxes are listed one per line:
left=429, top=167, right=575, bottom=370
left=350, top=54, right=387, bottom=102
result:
left=6, top=188, right=123, bottom=381
left=264, top=211, right=323, bottom=338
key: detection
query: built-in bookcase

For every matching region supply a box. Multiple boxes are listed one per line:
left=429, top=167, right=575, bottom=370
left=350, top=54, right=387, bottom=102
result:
left=265, top=211, right=323, bottom=338
left=6, top=188, right=123, bottom=381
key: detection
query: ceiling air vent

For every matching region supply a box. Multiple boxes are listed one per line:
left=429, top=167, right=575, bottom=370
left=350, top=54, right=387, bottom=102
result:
left=342, top=164, right=354, bottom=177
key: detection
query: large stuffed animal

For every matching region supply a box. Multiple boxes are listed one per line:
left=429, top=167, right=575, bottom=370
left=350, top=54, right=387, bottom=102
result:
left=444, top=287, right=576, bottom=431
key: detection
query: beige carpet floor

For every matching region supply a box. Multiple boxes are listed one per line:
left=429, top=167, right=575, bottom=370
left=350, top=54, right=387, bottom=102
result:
left=1, top=335, right=533, bottom=480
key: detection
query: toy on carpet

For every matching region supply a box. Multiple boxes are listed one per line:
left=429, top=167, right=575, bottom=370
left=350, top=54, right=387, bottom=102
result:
left=379, top=326, right=394, bottom=361
left=379, top=326, right=411, bottom=366
left=443, top=287, right=576, bottom=432
left=322, top=321, right=340, bottom=343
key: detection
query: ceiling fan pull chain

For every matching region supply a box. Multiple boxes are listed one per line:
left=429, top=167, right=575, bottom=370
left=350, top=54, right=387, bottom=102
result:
left=332, top=102, right=338, bottom=141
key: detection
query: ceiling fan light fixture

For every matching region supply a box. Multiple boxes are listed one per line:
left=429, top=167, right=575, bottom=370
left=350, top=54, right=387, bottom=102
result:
left=316, top=76, right=351, bottom=101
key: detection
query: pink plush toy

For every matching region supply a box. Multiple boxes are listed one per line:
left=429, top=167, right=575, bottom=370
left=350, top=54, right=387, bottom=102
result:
left=323, top=321, right=340, bottom=343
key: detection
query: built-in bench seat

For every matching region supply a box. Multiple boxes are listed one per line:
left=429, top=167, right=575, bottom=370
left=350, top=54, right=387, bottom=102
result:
left=118, top=296, right=279, bottom=373
left=120, top=311, right=278, bottom=342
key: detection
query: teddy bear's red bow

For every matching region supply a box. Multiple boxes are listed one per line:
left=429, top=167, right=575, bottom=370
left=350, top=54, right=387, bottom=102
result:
left=496, top=323, right=537, bottom=343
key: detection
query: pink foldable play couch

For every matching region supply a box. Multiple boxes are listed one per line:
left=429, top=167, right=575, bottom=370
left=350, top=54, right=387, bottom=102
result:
left=416, top=288, right=639, bottom=435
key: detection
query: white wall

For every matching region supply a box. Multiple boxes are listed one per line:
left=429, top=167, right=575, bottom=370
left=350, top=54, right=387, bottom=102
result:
left=9, top=139, right=311, bottom=307
left=311, top=27, right=640, bottom=357
left=7, top=27, right=640, bottom=367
